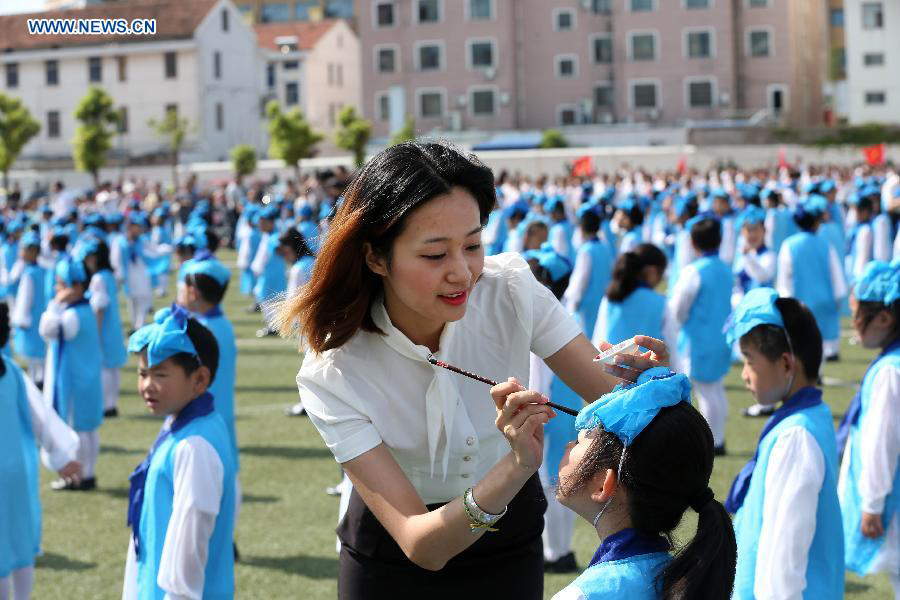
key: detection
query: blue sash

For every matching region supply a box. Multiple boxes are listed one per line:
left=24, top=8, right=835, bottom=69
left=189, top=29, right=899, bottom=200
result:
left=588, top=528, right=670, bottom=567
left=52, top=298, right=90, bottom=416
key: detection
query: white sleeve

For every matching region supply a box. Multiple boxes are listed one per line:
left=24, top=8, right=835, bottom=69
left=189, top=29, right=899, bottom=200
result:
left=25, top=373, right=79, bottom=471
left=550, top=225, right=568, bottom=258
left=157, top=437, right=224, bottom=600
left=39, top=300, right=66, bottom=340
left=236, top=236, right=251, bottom=269
left=741, top=251, right=776, bottom=285
left=141, top=239, right=173, bottom=259
left=110, top=242, right=123, bottom=279
left=719, top=223, right=736, bottom=264
left=89, top=274, right=110, bottom=313
left=550, top=584, right=588, bottom=600
left=8, top=259, right=25, bottom=284
left=286, top=264, right=303, bottom=298
left=11, top=269, right=35, bottom=328
left=591, top=297, right=609, bottom=348
left=668, top=265, right=701, bottom=327
left=776, top=245, right=794, bottom=297
left=827, top=245, right=848, bottom=300
left=563, top=249, right=592, bottom=311
left=250, top=236, right=270, bottom=276
left=873, top=218, right=891, bottom=262
left=661, top=303, right=682, bottom=374
left=854, top=227, right=873, bottom=279
left=754, top=426, right=825, bottom=600
left=858, top=366, right=900, bottom=514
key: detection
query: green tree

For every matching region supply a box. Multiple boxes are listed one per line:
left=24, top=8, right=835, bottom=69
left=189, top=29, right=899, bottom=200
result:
left=148, top=108, right=190, bottom=190
left=540, top=129, right=568, bottom=149
left=389, top=114, right=416, bottom=147
left=72, top=86, right=120, bottom=188
left=334, top=106, right=371, bottom=169
left=265, top=101, right=322, bottom=182
left=0, top=94, right=40, bottom=192
left=230, top=144, right=257, bottom=183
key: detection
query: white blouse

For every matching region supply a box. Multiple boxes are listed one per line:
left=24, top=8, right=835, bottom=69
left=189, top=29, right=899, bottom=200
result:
left=296, top=253, right=583, bottom=504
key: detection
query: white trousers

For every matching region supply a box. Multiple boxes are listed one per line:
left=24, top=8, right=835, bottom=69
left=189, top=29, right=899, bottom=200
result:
left=693, top=379, right=727, bottom=447
left=102, top=368, right=120, bottom=411
left=823, top=339, right=840, bottom=359
left=26, top=360, right=44, bottom=386
left=77, top=430, right=100, bottom=479
left=127, top=297, right=153, bottom=330
left=0, top=566, right=34, bottom=600
left=542, top=484, right=575, bottom=561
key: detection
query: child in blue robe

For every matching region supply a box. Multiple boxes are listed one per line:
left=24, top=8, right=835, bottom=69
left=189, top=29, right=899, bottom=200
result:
left=250, top=205, right=287, bottom=336
left=552, top=368, right=736, bottom=599
left=38, top=257, right=104, bottom=491
left=665, top=193, right=699, bottom=292
left=546, top=196, right=574, bottom=261
left=611, top=195, right=644, bottom=255
left=763, top=188, right=796, bottom=256
left=837, top=261, right=900, bottom=596
left=1, top=220, right=23, bottom=304
left=845, top=194, right=875, bottom=284
left=710, top=188, right=737, bottom=265
left=150, top=207, right=174, bottom=298
left=11, top=231, right=47, bottom=386
left=123, top=308, right=236, bottom=600
left=44, top=227, right=70, bottom=307
left=564, top=209, right=613, bottom=340
left=725, top=288, right=845, bottom=599
left=279, top=229, right=317, bottom=417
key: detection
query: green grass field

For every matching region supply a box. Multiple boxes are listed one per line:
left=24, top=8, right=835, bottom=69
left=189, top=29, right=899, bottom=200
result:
left=28, top=249, right=891, bottom=598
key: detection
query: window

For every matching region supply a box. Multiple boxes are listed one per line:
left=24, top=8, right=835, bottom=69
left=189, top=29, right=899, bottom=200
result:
left=559, top=107, right=577, bottom=126
left=630, top=0, right=653, bottom=11
left=117, top=106, right=128, bottom=133
left=214, top=51, right=222, bottom=79
left=419, top=91, right=444, bottom=118
left=748, top=29, right=771, bottom=57
left=283, top=60, right=299, bottom=70
left=336, top=64, right=343, bottom=86
left=5, top=63, right=17, bottom=88
left=47, top=111, right=60, bottom=138
left=285, top=82, right=299, bottom=105
left=865, top=91, right=886, bottom=105
left=687, top=80, right=713, bottom=107
left=862, top=3, right=884, bottom=29
left=376, top=93, right=390, bottom=121
left=469, top=40, right=495, bottom=69
left=266, top=63, right=275, bottom=88
left=417, top=43, right=442, bottom=71
left=117, top=56, right=126, bottom=82
left=296, top=1, right=317, bottom=19
left=46, top=59, right=59, bottom=85
left=215, top=103, right=224, bottom=131
left=864, top=53, right=885, bottom=66
left=376, top=2, right=395, bottom=26
left=686, top=30, right=712, bottom=58
left=260, top=2, right=289, bottom=22
left=165, top=52, right=177, bottom=78
left=221, top=8, right=229, bottom=31
left=591, top=0, right=611, bottom=13
left=630, top=33, right=656, bottom=61
left=417, top=0, right=439, bottom=23
left=165, top=103, right=177, bottom=116
left=88, top=56, right=102, bottom=82
left=377, top=47, right=397, bottom=73
left=471, top=89, right=495, bottom=116
left=556, top=55, right=577, bottom=78
left=329, top=103, right=337, bottom=126
left=829, top=8, right=843, bottom=27
left=594, top=84, right=613, bottom=108
left=685, top=0, right=708, bottom=7
left=469, top=0, right=492, bottom=20
left=555, top=9, right=574, bottom=30
left=632, top=82, right=658, bottom=109
left=747, top=0, right=768, bottom=6
left=593, top=35, right=613, bottom=63
left=324, top=0, right=354, bottom=18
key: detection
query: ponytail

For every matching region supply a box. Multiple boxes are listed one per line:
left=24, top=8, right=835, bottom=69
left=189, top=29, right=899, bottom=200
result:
left=0, top=303, right=9, bottom=377
left=605, top=243, right=667, bottom=303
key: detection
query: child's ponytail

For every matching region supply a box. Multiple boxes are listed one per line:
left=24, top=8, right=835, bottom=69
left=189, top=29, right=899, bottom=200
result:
left=605, top=243, right=667, bottom=302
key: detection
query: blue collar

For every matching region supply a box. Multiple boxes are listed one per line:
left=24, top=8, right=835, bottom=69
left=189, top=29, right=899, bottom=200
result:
left=755, top=244, right=768, bottom=255
left=836, top=338, right=900, bottom=453
left=725, top=386, right=823, bottom=514
left=202, top=305, right=224, bottom=318
left=701, top=250, right=719, bottom=258
left=127, top=392, right=215, bottom=558
left=588, top=528, right=670, bottom=567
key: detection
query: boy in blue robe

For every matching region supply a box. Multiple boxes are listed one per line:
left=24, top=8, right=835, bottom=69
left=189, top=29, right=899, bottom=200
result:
left=611, top=195, right=644, bottom=255
left=564, top=208, right=612, bottom=340
left=250, top=205, right=287, bottom=337
left=11, top=231, right=47, bottom=387
left=123, top=307, right=235, bottom=600
left=546, top=195, right=574, bottom=261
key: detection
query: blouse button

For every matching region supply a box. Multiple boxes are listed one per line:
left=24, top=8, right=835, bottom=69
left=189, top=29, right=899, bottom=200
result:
left=463, top=455, right=472, bottom=462
left=466, top=437, right=475, bottom=446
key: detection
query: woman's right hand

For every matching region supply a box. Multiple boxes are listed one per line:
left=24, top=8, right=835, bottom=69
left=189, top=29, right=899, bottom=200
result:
left=490, top=377, right=555, bottom=473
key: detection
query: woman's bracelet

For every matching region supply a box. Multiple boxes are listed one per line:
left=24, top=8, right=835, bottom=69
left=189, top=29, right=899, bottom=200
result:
left=462, top=487, right=507, bottom=533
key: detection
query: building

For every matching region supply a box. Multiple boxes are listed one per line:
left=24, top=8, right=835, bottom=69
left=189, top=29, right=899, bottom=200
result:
left=0, top=0, right=265, bottom=166
left=844, top=0, right=898, bottom=124
left=236, top=0, right=352, bottom=23
left=824, top=0, right=848, bottom=122
left=256, top=19, right=361, bottom=152
left=357, top=0, right=828, bottom=139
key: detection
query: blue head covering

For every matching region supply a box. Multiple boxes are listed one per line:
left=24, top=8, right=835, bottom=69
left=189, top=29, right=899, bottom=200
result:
left=724, top=288, right=784, bottom=347
left=544, top=195, right=565, bottom=214
left=152, top=206, right=168, bottom=220
left=575, top=367, right=692, bottom=447
left=73, top=236, right=101, bottom=262
left=577, top=202, right=601, bottom=219
left=735, top=205, right=767, bottom=230
left=685, top=211, right=719, bottom=233
left=854, top=260, right=900, bottom=305
left=522, top=242, right=572, bottom=283
left=504, top=200, right=530, bottom=220
left=182, top=257, right=230, bottom=286
left=83, top=213, right=104, bottom=228
left=106, top=212, right=124, bottom=226
left=819, top=180, right=836, bottom=194
left=55, top=256, right=88, bottom=286
left=298, top=203, right=314, bottom=218
left=20, top=230, right=41, bottom=249
left=127, top=305, right=198, bottom=368
left=259, top=205, right=279, bottom=221
left=174, top=233, right=198, bottom=249
left=617, top=194, right=639, bottom=214
left=794, top=194, right=827, bottom=219
left=128, top=211, right=150, bottom=228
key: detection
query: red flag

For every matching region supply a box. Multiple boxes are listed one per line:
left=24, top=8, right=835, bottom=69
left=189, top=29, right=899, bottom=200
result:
left=571, top=155, right=593, bottom=177
left=676, top=156, right=687, bottom=175
left=862, top=143, right=886, bottom=166
left=777, top=146, right=791, bottom=170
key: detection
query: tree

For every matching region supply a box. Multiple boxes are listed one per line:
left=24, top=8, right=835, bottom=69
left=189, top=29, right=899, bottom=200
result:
left=540, top=129, right=568, bottom=149
left=148, top=108, right=190, bottom=191
left=334, top=106, right=371, bottom=169
left=0, top=94, right=40, bottom=192
left=230, top=144, right=257, bottom=183
left=72, top=86, right=120, bottom=188
left=389, top=114, right=416, bottom=147
left=265, top=100, right=322, bottom=182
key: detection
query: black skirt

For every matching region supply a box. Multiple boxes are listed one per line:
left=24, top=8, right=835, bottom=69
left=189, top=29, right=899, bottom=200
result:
left=337, top=473, right=547, bottom=600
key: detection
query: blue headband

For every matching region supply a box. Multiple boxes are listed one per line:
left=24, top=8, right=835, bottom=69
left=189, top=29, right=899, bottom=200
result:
left=55, top=256, right=88, bottom=286
left=575, top=367, right=692, bottom=446
left=854, top=260, right=900, bottom=305
left=127, top=305, right=198, bottom=367
left=544, top=196, right=565, bottom=213
left=73, top=237, right=101, bottom=261
left=724, top=288, right=785, bottom=347
left=685, top=211, right=719, bottom=233
left=128, top=212, right=149, bottom=228
left=522, top=242, right=572, bottom=283
left=20, top=230, right=41, bottom=248
left=182, top=257, right=230, bottom=286
left=259, top=205, right=279, bottom=220
left=735, top=205, right=767, bottom=230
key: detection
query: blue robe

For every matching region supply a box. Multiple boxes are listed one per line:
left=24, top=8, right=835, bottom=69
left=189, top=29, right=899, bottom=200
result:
left=677, top=255, right=732, bottom=383
left=196, top=307, right=239, bottom=471
left=253, top=235, right=287, bottom=304
left=574, top=238, right=613, bottom=339
left=13, top=263, right=47, bottom=360
left=602, top=286, right=665, bottom=345
left=49, top=300, right=103, bottom=432
left=95, top=270, right=128, bottom=369
left=782, top=232, right=840, bottom=342
left=240, top=229, right=261, bottom=296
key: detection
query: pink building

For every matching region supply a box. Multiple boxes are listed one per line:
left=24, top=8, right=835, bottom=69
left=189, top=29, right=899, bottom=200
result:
left=357, top=0, right=826, bottom=138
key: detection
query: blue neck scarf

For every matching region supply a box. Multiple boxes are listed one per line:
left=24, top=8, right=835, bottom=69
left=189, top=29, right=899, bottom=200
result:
left=835, top=338, right=900, bottom=455
left=588, top=528, right=670, bottom=568
left=126, top=392, right=215, bottom=558
left=701, top=250, right=719, bottom=258
left=725, top=386, right=823, bottom=514
left=202, top=305, right=224, bottom=318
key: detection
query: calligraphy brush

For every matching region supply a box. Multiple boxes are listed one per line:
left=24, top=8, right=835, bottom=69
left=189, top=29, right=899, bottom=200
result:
left=427, top=356, right=579, bottom=417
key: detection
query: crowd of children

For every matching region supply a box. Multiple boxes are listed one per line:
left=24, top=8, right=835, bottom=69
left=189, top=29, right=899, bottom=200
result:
left=0, top=159, right=898, bottom=598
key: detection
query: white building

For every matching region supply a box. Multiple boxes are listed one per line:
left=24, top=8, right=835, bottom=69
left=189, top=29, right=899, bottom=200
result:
left=844, top=0, right=899, bottom=124
left=0, top=0, right=265, bottom=167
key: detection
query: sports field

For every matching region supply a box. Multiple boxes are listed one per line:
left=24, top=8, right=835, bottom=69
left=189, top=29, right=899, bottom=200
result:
left=30, top=249, right=890, bottom=598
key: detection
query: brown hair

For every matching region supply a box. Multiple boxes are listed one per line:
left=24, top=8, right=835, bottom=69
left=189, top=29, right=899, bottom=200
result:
left=276, top=142, right=495, bottom=353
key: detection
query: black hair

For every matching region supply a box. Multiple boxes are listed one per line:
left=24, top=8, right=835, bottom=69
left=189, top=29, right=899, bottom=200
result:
left=185, top=273, right=228, bottom=306
left=793, top=210, right=820, bottom=232
left=739, top=297, right=823, bottom=380
left=606, top=244, right=667, bottom=302
left=558, top=402, right=736, bottom=600
left=168, top=317, right=220, bottom=384
left=50, top=233, right=69, bottom=252
left=85, top=240, right=113, bottom=275
left=856, top=299, right=900, bottom=348
left=278, top=228, right=314, bottom=260
left=527, top=261, right=571, bottom=301
left=0, top=302, right=9, bottom=377
left=620, top=202, right=645, bottom=227
left=579, top=210, right=601, bottom=235
left=856, top=197, right=873, bottom=217
left=204, top=229, right=221, bottom=254
left=689, top=218, right=721, bottom=252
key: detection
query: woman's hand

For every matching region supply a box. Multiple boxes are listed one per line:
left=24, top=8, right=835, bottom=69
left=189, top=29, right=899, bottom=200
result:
left=600, top=335, right=670, bottom=383
left=490, top=377, right=554, bottom=473
left=861, top=512, right=884, bottom=539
